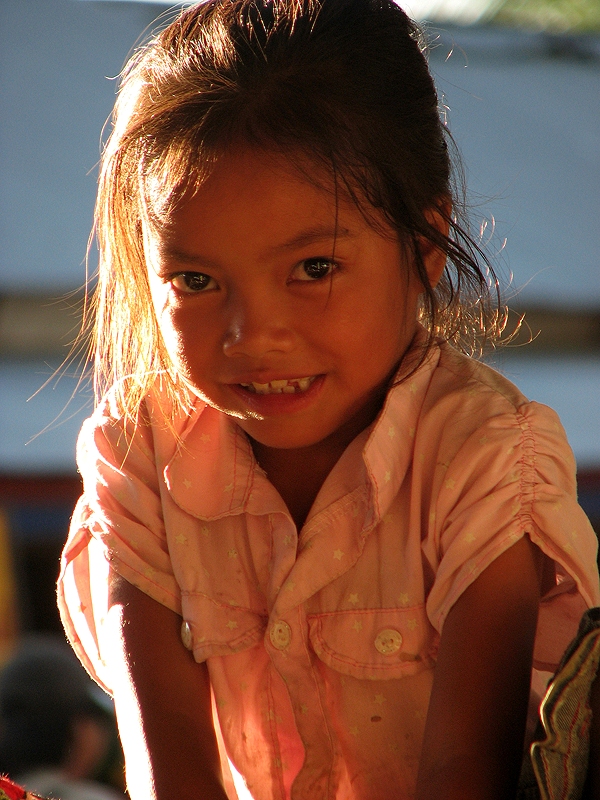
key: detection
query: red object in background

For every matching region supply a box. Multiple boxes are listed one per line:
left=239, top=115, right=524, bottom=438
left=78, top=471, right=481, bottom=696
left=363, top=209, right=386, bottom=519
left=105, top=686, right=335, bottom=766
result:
left=0, top=775, right=44, bottom=800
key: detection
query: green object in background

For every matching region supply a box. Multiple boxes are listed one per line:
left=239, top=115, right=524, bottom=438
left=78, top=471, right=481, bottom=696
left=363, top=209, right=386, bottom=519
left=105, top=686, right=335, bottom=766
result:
left=492, top=0, right=600, bottom=32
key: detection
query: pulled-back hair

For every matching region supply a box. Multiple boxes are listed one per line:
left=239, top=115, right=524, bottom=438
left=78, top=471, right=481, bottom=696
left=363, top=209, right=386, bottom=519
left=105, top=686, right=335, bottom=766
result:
left=91, top=0, right=504, bottom=419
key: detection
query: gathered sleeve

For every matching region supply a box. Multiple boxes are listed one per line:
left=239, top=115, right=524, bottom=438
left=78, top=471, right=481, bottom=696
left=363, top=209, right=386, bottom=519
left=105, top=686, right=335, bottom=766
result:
left=57, top=398, right=181, bottom=692
left=422, top=400, right=600, bottom=672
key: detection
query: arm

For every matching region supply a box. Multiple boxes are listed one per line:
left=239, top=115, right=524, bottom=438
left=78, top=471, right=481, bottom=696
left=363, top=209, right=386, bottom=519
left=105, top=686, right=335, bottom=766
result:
left=416, top=535, right=543, bottom=800
left=104, top=570, right=229, bottom=800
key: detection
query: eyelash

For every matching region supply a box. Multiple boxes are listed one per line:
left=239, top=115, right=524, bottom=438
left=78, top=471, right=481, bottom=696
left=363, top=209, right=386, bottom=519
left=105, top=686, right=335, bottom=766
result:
left=169, top=272, right=216, bottom=293
left=167, top=257, right=338, bottom=294
left=289, top=258, right=338, bottom=283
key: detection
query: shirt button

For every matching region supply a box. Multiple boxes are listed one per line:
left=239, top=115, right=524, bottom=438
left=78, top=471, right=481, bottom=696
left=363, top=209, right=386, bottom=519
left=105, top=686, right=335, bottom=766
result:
left=181, top=620, right=193, bottom=650
left=374, top=628, right=402, bottom=655
left=270, top=620, right=292, bottom=650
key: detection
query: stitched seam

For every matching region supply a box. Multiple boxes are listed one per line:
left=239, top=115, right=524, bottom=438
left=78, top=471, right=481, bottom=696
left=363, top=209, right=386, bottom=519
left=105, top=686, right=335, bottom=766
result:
left=266, top=665, right=286, bottom=800
left=307, top=605, right=426, bottom=619
left=181, top=590, right=267, bottom=616
left=107, top=554, right=179, bottom=602
left=516, top=408, right=538, bottom=535
left=229, top=426, right=241, bottom=513
left=299, top=604, right=337, bottom=800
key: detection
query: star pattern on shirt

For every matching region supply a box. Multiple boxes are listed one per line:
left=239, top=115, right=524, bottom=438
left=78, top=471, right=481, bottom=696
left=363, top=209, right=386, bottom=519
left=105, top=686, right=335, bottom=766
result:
left=183, top=478, right=192, bottom=489
left=201, top=526, right=210, bottom=537
left=349, top=725, right=360, bottom=737
left=333, top=549, right=344, bottom=560
left=407, top=618, right=417, bottom=631
left=398, top=592, right=409, bottom=606
left=175, top=533, right=188, bottom=545
left=352, top=620, right=363, bottom=632
left=463, top=532, right=476, bottom=543
left=384, top=470, right=391, bottom=483
left=200, top=433, right=211, bottom=443
left=445, top=478, right=456, bottom=489
left=388, top=425, right=396, bottom=439
left=348, top=593, right=359, bottom=605
left=226, top=620, right=238, bottom=630
left=228, top=549, right=238, bottom=559
left=374, top=694, right=387, bottom=705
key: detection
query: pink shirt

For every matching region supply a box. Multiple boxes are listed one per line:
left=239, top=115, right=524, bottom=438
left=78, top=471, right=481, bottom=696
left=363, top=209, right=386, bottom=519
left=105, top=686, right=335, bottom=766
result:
left=58, top=338, right=600, bottom=800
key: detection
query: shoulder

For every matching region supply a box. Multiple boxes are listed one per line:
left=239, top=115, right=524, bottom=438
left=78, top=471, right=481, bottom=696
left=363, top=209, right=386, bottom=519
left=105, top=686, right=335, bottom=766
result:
left=422, top=343, right=565, bottom=448
left=429, top=342, right=529, bottom=411
left=401, top=342, right=577, bottom=495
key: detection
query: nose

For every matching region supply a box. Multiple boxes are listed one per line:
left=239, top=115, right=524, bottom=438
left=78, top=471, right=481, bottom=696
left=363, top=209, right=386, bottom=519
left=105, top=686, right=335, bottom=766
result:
left=222, top=288, right=295, bottom=359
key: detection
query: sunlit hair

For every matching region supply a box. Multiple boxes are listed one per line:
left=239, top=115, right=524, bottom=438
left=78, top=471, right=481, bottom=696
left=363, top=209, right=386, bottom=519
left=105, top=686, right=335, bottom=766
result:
left=91, top=0, right=505, bottom=420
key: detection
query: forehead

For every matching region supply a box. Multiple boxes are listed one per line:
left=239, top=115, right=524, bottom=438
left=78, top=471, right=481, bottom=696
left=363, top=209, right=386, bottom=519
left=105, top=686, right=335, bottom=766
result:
left=146, top=147, right=396, bottom=254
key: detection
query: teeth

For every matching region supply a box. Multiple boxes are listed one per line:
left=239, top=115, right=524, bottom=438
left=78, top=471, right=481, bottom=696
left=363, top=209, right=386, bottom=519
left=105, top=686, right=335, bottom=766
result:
left=240, top=377, right=316, bottom=394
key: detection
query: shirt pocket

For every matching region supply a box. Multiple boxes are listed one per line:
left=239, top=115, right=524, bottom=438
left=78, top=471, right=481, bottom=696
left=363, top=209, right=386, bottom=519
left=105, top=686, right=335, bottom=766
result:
left=181, top=591, right=267, bottom=661
left=307, top=605, right=438, bottom=681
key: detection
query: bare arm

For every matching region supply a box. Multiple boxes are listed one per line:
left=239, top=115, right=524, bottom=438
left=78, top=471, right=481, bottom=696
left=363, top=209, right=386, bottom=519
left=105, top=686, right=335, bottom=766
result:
left=105, top=570, right=229, bottom=800
left=416, top=535, right=543, bottom=800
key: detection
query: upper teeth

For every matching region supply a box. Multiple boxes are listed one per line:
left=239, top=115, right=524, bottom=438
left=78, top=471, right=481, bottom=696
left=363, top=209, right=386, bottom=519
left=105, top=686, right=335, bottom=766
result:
left=240, top=377, right=315, bottom=394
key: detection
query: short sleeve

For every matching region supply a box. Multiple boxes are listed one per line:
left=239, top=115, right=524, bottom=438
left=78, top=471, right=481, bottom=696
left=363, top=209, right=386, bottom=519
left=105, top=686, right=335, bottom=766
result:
left=57, top=398, right=181, bottom=691
left=423, top=400, right=600, bottom=671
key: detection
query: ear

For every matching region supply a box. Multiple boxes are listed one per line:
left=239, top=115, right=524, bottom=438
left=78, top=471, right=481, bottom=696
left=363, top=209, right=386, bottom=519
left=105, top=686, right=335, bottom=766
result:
left=419, top=201, right=451, bottom=290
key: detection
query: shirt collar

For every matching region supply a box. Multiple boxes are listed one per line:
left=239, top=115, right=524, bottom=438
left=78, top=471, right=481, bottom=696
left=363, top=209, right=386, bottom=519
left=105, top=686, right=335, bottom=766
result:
left=162, top=329, right=441, bottom=523
left=362, top=334, right=440, bottom=521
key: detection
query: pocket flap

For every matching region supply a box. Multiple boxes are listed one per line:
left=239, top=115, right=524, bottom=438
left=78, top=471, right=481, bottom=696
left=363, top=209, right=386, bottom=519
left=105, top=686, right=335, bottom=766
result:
left=308, top=606, right=438, bottom=680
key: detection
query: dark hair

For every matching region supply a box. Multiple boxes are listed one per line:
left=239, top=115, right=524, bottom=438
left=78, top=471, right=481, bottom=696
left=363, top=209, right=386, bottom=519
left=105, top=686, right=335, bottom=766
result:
left=92, top=0, right=503, bottom=418
left=0, top=636, right=110, bottom=775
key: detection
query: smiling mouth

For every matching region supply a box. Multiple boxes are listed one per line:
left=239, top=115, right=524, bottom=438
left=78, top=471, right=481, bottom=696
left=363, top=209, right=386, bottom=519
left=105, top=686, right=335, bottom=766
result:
left=238, top=377, right=317, bottom=394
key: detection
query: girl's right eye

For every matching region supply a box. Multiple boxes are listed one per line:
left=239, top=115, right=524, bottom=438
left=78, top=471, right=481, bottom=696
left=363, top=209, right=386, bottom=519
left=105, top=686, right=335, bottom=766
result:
left=169, top=272, right=216, bottom=293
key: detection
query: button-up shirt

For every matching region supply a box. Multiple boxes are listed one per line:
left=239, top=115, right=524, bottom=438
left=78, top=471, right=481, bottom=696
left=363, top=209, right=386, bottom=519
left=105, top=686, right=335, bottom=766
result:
left=58, top=339, right=600, bottom=800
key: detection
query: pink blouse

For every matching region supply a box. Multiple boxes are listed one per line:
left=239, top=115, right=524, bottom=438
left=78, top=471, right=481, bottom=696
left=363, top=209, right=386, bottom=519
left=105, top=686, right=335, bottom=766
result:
left=58, top=338, right=600, bottom=800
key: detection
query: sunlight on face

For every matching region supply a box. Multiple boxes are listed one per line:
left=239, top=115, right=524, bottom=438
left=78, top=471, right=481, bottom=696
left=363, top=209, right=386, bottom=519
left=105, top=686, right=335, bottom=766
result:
left=144, top=149, right=423, bottom=454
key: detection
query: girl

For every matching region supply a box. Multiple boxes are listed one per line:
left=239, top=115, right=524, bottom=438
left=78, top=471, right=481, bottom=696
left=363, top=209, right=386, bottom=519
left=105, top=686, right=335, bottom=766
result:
left=57, top=1, right=600, bottom=798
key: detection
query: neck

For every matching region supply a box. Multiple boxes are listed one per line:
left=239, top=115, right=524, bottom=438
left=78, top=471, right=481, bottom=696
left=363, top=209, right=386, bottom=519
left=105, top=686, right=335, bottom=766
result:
left=251, top=392, right=385, bottom=529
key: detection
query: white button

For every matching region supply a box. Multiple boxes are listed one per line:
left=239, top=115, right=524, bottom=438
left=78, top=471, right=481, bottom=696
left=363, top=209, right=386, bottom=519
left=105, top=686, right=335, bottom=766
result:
left=181, top=620, right=193, bottom=650
left=374, top=628, right=402, bottom=655
left=270, top=620, right=292, bottom=650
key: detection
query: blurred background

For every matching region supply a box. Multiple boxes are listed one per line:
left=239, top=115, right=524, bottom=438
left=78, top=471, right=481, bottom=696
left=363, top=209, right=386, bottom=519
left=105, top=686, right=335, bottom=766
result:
left=0, top=0, right=599, bottom=791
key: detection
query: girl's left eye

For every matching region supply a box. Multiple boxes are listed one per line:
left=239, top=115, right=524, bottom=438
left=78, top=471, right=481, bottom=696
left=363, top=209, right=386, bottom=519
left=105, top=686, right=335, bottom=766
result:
left=169, top=272, right=216, bottom=293
left=290, top=258, right=337, bottom=282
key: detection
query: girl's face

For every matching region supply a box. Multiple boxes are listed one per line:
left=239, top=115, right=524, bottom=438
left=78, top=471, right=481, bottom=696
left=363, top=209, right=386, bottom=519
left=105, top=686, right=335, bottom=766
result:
left=145, top=149, right=433, bottom=453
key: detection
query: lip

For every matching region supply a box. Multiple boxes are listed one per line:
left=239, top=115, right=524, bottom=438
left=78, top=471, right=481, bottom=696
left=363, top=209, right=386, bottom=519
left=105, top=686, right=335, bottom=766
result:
left=228, top=374, right=325, bottom=416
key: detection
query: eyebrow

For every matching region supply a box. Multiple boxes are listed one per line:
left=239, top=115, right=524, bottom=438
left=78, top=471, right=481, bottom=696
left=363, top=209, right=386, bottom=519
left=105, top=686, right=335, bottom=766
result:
left=271, top=225, right=353, bottom=252
left=156, top=224, right=354, bottom=267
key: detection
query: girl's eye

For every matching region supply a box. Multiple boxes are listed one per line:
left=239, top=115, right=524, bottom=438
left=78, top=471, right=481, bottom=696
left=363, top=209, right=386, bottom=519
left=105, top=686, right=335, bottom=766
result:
left=169, top=272, right=216, bottom=293
left=291, top=258, right=336, bottom=282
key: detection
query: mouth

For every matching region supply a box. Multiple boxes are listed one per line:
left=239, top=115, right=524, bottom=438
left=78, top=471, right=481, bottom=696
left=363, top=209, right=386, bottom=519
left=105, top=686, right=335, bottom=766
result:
left=238, top=377, right=317, bottom=395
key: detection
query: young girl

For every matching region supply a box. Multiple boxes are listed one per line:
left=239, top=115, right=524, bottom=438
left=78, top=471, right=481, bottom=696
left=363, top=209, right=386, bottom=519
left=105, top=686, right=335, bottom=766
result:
left=57, top=1, right=600, bottom=798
